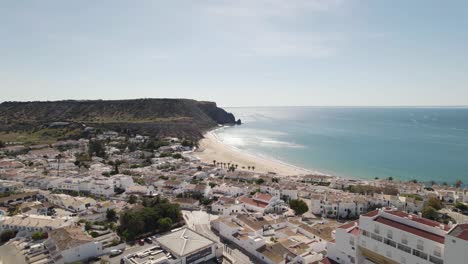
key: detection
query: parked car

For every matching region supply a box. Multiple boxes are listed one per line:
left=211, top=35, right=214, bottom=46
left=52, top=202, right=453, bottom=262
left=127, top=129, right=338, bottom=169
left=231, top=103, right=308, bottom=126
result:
left=144, top=237, right=153, bottom=244
left=110, top=249, right=123, bottom=257
left=138, top=239, right=145, bottom=245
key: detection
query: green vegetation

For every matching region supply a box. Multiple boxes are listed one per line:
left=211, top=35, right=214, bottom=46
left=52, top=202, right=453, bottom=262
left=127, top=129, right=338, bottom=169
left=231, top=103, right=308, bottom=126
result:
left=88, top=140, right=106, bottom=158
left=255, top=178, right=265, bottom=185
left=422, top=196, right=443, bottom=221
left=106, top=209, right=117, bottom=222
left=172, top=153, right=182, bottom=159
left=289, top=199, right=309, bottom=216
left=0, top=140, right=4, bottom=148
left=118, top=197, right=182, bottom=241
left=454, top=202, right=468, bottom=211
left=0, top=230, right=15, bottom=242
left=454, top=179, right=463, bottom=188
left=32, top=231, right=47, bottom=241
left=128, top=195, right=138, bottom=204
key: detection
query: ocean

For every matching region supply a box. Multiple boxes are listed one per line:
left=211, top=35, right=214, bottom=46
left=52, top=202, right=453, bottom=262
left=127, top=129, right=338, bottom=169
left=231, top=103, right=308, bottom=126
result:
left=214, top=107, right=468, bottom=184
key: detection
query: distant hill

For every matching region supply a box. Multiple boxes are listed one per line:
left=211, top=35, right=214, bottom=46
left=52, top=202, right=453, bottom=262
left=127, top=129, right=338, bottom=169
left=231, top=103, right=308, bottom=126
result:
left=0, top=99, right=239, bottom=144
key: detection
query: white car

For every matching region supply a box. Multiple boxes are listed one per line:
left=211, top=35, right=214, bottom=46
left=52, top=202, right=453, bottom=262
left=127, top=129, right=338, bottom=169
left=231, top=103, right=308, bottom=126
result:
left=110, top=249, right=123, bottom=257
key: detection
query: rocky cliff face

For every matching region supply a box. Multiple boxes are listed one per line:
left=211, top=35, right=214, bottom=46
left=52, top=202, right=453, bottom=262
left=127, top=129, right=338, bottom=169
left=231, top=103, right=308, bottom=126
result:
left=0, top=99, right=238, bottom=140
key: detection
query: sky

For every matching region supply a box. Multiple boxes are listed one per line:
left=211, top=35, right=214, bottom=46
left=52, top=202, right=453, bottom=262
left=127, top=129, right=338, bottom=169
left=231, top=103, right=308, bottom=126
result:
left=1, top=0, right=467, bottom=107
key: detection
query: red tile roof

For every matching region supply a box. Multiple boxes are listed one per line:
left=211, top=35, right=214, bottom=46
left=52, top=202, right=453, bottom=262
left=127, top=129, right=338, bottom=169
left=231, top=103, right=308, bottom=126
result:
left=362, top=210, right=379, bottom=217
left=254, top=193, right=273, bottom=202
left=448, top=224, right=468, bottom=241
left=374, top=217, right=445, bottom=244
left=321, top=257, right=339, bottom=264
left=348, top=226, right=360, bottom=236
left=239, top=197, right=268, bottom=208
left=386, top=211, right=449, bottom=230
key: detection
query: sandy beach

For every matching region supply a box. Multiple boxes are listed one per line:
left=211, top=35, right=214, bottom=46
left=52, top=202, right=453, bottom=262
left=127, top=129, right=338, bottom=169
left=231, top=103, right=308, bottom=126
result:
left=194, top=130, right=314, bottom=176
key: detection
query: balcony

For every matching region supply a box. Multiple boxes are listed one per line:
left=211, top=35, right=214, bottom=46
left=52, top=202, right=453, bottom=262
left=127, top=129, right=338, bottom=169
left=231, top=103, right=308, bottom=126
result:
left=412, top=249, right=428, bottom=260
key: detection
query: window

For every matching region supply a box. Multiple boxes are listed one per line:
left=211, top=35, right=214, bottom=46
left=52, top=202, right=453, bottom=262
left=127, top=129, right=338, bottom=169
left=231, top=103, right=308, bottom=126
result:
left=362, top=230, right=370, bottom=237
left=413, top=249, right=428, bottom=260
left=417, top=239, right=424, bottom=251
left=401, top=234, right=408, bottom=245
left=371, top=233, right=383, bottom=242
left=374, top=224, right=380, bottom=234
left=429, top=255, right=444, bottom=264
left=433, top=246, right=442, bottom=257
left=397, top=243, right=411, bottom=254
left=384, top=238, right=396, bottom=248
left=387, top=230, right=393, bottom=239
left=349, top=237, right=355, bottom=246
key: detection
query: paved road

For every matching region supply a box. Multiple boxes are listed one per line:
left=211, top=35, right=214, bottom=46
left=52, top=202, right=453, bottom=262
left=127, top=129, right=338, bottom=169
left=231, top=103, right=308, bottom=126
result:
left=0, top=243, right=28, bottom=264
left=90, top=243, right=156, bottom=264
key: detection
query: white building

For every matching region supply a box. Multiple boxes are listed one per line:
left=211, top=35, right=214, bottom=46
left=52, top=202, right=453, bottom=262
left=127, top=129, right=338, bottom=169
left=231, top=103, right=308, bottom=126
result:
left=327, top=208, right=467, bottom=264
left=0, top=214, right=75, bottom=236
left=45, top=226, right=104, bottom=264
left=0, top=180, right=24, bottom=193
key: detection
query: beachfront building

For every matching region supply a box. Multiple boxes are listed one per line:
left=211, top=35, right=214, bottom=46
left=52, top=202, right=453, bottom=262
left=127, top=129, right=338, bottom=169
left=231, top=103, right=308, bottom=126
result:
left=238, top=193, right=284, bottom=214
left=211, top=213, right=326, bottom=264
left=0, top=214, right=75, bottom=236
left=327, top=207, right=467, bottom=264
left=44, top=226, right=104, bottom=264
left=211, top=196, right=243, bottom=215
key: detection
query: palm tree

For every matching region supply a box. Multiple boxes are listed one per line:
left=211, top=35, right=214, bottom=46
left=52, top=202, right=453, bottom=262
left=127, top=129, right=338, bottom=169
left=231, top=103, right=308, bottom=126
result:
left=248, top=166, right=251, bottom=170
left=56, top=153, right=63, bottom=177
left=454, top=179, right=463, bottom=188
left=252, top=166, right=255, bottom=171
left=213, top=160, right=216, bottom=166
left=235, top=164, right=238, bottom=169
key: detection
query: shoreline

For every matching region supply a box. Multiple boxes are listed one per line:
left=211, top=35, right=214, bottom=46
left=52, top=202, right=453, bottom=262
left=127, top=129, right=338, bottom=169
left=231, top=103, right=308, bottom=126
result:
left=193, top=127, right=329, bottom=177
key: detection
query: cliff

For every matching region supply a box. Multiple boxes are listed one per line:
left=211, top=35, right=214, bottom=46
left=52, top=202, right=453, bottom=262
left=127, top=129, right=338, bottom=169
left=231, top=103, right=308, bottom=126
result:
left=0, top=99, right=238, bottom=142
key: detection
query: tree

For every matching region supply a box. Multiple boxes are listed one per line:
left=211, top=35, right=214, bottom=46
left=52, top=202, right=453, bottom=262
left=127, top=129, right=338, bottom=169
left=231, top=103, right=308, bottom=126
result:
left=106, top=209, right=117, bottom=222
left=209, top=182, right=217, bottom=188
left=255, top=178, right=265, bottom=185
left=454, top=180, right=463, bottom=188
left=128, top=195, right=138, bottom=204
left=0, top=140, right=5, bottom=148
left=289, top=199, right=309, bottom=216
left=89, top=140, right=106, bottom=158
left=32, top=231, right=47, bottom=241
left=158, top=217, right=173, bottom=231
left=213, top=160, right=216, bottom=166
left=388, top=177, right=393, bottom=181
left=422, top=206, right=439, bottom=220
left=56, top=153, right=63, bottom=177
left=172, top=153, right=182, bottom=159
left=0, top=230, right=15, bottom=242
left=426, top=196, right=442, bottom=210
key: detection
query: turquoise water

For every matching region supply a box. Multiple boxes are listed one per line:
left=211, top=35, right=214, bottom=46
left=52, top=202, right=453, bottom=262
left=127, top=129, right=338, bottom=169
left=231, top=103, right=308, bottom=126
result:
left=215, top=107, right=468, bottom=184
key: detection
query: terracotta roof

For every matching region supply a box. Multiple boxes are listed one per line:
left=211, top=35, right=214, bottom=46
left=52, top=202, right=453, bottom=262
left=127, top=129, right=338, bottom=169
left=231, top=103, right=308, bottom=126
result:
left=374, top=217, right=445, bottom=244
left=321, top=257, right=339, bottom=264
left=254, top=192, right=273, bottom=202
left=386, top=210, right=449, bottom=231
left=362, top=210, right=379, bottom=217
left=448, top=224, right=468, bottom=241
left=239, top=197, right=268, bottom=208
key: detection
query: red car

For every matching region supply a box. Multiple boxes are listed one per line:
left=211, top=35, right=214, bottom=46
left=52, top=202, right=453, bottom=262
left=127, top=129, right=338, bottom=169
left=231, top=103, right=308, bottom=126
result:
left=138, top=239, right=145, bottom=245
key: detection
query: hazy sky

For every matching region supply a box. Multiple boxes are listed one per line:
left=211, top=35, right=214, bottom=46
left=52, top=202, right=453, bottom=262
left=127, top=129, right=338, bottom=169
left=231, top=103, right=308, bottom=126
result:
left=1, top=0, right=467, bottom=107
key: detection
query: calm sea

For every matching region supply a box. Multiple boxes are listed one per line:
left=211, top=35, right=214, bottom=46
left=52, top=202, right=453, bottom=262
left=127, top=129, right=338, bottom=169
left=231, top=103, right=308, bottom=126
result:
left=214, top=107, right=468, bottom=184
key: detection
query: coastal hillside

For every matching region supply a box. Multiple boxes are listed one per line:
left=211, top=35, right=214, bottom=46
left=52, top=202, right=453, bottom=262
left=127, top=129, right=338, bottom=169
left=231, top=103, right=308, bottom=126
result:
left=0, top=99, right=239, bottom=144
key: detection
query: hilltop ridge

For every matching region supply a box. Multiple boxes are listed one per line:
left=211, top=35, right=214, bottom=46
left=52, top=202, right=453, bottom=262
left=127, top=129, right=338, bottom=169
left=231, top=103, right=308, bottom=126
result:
left=0, top=98, right=239, bottom=143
